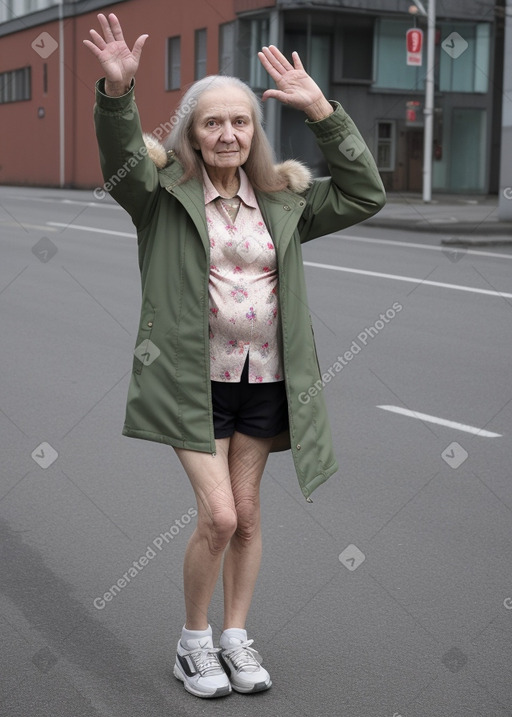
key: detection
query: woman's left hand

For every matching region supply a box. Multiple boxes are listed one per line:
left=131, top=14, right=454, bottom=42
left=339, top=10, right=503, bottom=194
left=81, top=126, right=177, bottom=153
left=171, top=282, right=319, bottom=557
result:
left=258, top=45, right=333, bottom=121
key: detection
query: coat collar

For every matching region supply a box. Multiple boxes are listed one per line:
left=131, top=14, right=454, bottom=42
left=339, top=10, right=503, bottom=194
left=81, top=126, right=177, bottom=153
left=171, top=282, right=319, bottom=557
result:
left=152, top=143, right=308, bottom=257
left=143, top=132, right=313, bottom=194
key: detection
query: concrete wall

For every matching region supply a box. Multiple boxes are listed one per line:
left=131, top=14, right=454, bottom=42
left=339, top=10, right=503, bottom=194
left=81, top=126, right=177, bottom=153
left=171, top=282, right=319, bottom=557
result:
left=499, top=0, right=512, bottom=219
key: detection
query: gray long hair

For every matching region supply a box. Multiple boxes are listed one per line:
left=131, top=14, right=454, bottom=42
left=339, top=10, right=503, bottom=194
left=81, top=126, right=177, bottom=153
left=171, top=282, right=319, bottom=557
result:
left=165, top=75, right=286, bottom=193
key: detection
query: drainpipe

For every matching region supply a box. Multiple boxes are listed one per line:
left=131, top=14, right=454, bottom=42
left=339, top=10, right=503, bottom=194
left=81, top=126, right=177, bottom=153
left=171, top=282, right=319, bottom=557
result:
left=422, top=0, right=436, bottom=202
left=499, top=0, right=512, bottom=220
left=58, top=0, right=65, bottom=187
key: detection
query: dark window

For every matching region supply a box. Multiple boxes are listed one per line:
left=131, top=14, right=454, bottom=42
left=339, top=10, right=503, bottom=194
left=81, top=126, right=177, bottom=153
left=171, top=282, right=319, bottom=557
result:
left=219, top=22, right=235, bottom=76
left=166, top=36, right=181, bottom=90
left=373, top=18, right=424, bottom=90
left=195, top=28, right=207, bottom=81
left=285, top=31, right=331, bottom=96
left=376, top=120, right=395, bottom=171
left=340, top=24, right=373, bottom=81
left=0, top=66, right=31, bottom=104
left=439, top=22, right=490, bottom=93
left=237, top=17, right=270, bottom=90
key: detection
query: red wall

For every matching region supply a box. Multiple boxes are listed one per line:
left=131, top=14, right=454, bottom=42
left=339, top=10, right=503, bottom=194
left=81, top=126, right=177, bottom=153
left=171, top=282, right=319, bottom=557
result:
left=0, top=19, right=62, bottom=186
left=0, top=0, right=242, bottom=187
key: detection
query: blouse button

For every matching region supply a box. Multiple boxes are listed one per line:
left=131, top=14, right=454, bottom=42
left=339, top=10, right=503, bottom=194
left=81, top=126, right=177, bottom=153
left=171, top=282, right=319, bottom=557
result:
left=299, top=200, right=306, bottom=207
left=147, top=321, right=153, bottom=327
left=296, top=444, right=301, bottom=450
left=283, top=204, right=291, bottom=211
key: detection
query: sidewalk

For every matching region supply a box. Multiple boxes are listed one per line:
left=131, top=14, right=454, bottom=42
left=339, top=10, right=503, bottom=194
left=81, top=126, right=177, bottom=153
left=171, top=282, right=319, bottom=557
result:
left=364, top=193, right=512, bottom=243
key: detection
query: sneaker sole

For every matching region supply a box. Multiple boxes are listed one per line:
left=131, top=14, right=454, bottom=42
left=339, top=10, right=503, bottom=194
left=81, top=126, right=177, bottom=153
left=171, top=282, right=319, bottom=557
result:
left=173, top=662, right=231, bottom=699
left=231, top=678, right=272, bottom=694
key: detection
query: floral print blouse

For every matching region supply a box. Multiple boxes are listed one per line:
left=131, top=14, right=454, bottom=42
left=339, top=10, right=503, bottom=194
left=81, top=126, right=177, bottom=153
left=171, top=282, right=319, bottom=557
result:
left=203, top=167, right=284, bottom=383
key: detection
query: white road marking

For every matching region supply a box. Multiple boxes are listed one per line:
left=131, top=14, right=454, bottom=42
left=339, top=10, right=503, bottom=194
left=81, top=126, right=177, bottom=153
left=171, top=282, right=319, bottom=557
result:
left=336, top=233, right=512, bottom=261
left=1, top=222, right=59, bottom=232
left=304, top=261, right=512, bottom=299
left=377, top=405, right=502, bottom=437
left=45, top=223, right=512, bottom=298
left=47, top=222, right=134, bottom=237
left=9, top=195, right=121, bottom=209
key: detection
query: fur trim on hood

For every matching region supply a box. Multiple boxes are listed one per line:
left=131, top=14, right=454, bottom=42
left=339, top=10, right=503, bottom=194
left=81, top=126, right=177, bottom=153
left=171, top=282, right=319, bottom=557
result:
left=142, top=133, right=313, bottom=194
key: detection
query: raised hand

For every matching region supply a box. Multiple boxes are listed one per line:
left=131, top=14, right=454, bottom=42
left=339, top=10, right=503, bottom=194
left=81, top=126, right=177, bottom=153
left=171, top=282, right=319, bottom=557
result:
left=258, top=45, right=333, bottom=121
left=83, top=13, right=148, bottom=96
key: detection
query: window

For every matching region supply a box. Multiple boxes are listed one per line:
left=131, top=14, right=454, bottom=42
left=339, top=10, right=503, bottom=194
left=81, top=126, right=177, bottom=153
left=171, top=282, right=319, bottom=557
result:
left=0, top=0, right=58, bottom=22
left=373, top=19, right=425, bottom=91
left=439, top=23, right=490, bottom=93
left=195, top=28, right=207, bottom=81
left=376, top=121, right=396, bottom=171
left=0, top=66, right=31, bottom=103
left=449, top=108, right=487, bottom=191
left=238, top=17, right=269, bottom=90
left=335, top=22, right=374, bottom=82
left=219, top=22, right=235, bottom=76
left=285, top=32, right=331, bottom=97
left=166, top=36, right=181, bottom=90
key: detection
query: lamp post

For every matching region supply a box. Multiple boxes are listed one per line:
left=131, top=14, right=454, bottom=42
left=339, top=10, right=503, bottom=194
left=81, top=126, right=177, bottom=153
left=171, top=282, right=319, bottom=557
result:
left=58, top=0, right=65, bottom=187
left=410, top=0, right=436, bottom=202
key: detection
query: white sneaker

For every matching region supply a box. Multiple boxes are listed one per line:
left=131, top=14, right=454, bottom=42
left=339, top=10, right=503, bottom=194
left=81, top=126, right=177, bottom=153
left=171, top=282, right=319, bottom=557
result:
left=219, top=629, right=272, bottom=693
left=173, top=636, right=231, bottom=698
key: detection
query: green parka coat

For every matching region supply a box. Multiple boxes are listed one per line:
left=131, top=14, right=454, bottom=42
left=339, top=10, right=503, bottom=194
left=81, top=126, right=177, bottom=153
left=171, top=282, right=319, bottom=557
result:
left=93, top=79, right=386, bottom=500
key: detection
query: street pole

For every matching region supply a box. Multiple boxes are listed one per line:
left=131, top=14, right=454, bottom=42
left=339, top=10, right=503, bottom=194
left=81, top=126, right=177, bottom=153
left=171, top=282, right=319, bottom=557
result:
left=422, top=0, right=436, bottom=202
left=498, top=0, right=512, bottom=220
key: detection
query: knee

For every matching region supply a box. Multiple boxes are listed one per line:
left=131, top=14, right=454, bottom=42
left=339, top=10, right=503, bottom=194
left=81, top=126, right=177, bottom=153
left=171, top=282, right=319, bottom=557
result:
left=200, top=507, right=237, bottom=554
left=234, top=499, right=260, bottom=543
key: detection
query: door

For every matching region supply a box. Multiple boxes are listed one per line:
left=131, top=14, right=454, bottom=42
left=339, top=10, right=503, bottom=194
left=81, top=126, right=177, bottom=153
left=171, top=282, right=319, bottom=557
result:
left=449, top=109, right=486, bottom=192
left=406, top=129, right=423, bottom=192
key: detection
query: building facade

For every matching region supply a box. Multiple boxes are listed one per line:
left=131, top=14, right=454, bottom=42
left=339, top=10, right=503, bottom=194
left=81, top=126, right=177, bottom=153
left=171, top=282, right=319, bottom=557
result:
left=0, top=0, right=504, bottom=193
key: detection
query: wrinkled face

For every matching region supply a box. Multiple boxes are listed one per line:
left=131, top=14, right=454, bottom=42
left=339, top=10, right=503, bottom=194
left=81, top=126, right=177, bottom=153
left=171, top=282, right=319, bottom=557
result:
left=191, top=86, right=255, bottom=171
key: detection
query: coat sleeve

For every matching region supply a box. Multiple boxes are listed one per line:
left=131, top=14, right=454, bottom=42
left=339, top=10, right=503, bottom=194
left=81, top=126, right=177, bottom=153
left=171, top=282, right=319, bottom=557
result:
left=93, top=79, right=160, bottom=232
left=298, top=101, right=386, bottom=243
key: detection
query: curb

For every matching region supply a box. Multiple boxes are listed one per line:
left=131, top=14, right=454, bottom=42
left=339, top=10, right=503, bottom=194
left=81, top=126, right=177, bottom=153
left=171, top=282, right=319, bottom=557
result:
left=364, top=218, right=512, bottom=237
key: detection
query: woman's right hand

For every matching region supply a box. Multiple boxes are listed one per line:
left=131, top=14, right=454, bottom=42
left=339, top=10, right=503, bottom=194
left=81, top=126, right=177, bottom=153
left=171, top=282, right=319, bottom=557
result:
left=83, top=13, right=148, bottom=96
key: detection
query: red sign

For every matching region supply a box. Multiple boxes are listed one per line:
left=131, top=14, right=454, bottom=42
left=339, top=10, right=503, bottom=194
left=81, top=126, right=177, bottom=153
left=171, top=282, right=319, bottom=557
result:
left=406, top=28, right=423, bottom=66
left=406, top=100, right=424, bottom=127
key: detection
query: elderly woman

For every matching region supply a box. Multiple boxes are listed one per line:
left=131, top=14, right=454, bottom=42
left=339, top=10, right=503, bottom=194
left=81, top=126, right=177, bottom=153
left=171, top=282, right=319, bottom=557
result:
left=85, top=13, right=385, bottom=700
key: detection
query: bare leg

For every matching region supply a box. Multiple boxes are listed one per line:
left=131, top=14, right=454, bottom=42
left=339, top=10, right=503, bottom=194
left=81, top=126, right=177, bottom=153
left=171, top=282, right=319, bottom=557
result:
left=222, top=431, right=273, bottom=630
left=174, top=438, right=237, bottom=630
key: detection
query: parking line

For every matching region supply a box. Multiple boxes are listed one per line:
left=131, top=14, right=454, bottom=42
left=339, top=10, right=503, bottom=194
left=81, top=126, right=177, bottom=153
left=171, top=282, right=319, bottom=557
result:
left=377, top=405, right=502, bottom=437
left=304, top=261, right=512, bottom=299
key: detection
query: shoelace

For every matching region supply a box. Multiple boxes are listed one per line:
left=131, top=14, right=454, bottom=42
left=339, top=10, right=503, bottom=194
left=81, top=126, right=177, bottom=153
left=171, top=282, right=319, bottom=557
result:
left=222, top=639, right=262, bottom=672
left=188, top=646, right=224, bottom=677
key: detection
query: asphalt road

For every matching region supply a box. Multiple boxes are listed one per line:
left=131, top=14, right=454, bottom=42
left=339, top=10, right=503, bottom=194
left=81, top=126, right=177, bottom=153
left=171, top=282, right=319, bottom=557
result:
left=1, top=186, right=512, bottom=717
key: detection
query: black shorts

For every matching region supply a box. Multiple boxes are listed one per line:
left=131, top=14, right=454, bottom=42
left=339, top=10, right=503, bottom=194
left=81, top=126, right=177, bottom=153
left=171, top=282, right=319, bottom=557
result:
left=211, top=357, right=289, bottom=439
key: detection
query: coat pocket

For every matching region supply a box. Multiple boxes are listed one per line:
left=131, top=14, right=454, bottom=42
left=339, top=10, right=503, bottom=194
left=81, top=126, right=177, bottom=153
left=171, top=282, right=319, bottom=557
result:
left=309, top=318, right=322, bottom=375
left=132, top=304, right=158, bottom=375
